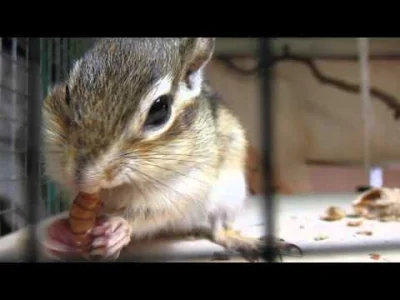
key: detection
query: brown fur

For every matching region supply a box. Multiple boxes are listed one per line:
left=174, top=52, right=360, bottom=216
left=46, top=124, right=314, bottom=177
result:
left=42, top=38, right=299, bottom=262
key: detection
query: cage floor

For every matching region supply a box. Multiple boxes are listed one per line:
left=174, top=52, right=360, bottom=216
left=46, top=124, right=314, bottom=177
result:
left=0, top=193, right=399, bottom=262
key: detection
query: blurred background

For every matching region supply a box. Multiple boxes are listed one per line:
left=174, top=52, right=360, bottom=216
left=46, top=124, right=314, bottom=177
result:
left=206, top=38, right=400, bottom=195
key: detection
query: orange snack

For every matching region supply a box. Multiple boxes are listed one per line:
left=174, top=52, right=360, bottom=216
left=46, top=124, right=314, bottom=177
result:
left=68, top=192, right=102, bottom=249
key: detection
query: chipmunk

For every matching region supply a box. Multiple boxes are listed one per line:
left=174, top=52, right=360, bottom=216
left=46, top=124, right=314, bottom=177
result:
left=41, top=38, right=301, bottom=262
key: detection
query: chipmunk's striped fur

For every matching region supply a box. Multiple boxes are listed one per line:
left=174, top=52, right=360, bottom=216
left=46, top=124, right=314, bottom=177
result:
left=42, top=38, right=297, bottom=261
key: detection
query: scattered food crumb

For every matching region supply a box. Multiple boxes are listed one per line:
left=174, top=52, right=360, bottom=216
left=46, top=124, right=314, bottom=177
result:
left=346, top=214, right=361, bottom=219
left=369, top=253, right=381, bottom=260
left=321, top=206, right=346, bottom=221
left=357, top=230, right=373, bottom=236
left=378, top=216, right=400, bottom=222
left=212, top=251, right=231, bottom=261
left=347, top=220, right=363, bottom=227
left=314, top=233, right=329, bottom=241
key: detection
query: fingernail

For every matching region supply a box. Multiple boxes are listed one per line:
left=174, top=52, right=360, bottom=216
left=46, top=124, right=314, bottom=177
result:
left=92, top=240, right=103, bottom=247
left=91, top=228, right=103, bottom=236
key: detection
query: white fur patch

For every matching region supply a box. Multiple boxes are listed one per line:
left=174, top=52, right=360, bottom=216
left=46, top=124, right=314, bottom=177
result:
left=127, top=169, right=246, bottom=238
left=175, top=69, right=204, bottom=104
left=208, top=170, right=247, bottom=214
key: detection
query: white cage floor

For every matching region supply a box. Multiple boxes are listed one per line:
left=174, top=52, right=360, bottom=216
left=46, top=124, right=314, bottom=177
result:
left=0, top=193, right=399, bottom=262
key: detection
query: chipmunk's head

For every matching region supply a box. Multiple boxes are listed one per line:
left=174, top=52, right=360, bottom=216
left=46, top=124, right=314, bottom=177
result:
left=42, top=38, right=216, bottom=194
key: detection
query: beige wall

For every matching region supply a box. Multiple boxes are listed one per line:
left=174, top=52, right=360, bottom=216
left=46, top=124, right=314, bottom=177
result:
left=205, top=57, right=400, bottom=193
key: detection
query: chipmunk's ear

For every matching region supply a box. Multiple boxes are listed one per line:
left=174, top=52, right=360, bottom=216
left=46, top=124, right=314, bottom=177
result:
left=181, top=38, right=215, bottom=90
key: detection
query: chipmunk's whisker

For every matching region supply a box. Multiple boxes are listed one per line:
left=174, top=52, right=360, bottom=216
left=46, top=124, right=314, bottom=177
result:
left=120, top=151, right=211, bottom=159
left=139, top=160, right=209, bottom=186
left=123, top=171, right=148, bottom=203
left=139, top=157, right=215, bottom=168
left=122, top=164, right=190, bottom=216
left=118, top=154, right=215, bottom=168
left=123, top=164, right=198, bottom=206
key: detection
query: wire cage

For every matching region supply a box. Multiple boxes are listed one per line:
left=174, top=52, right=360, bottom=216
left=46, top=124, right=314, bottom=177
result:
left=39, top=38, right=95, bottom=217
left=0, top=38, right=96, bottom=238
left=0, top=38, right=35, bottom=237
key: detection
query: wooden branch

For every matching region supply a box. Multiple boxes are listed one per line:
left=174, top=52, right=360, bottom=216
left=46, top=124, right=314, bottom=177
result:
left=217, top=48, right=400, bottom=120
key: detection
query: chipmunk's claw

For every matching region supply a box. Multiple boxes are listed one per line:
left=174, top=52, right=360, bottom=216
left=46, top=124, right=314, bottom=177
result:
left=89, top=216, right=132, bottom=261
left=259, top=236, right=303, bottom=259
left=234, top=236, right=300, bottom=262
left=212, top=229, right=302, bottom=263
left=44, top=216, right=132, bottom=262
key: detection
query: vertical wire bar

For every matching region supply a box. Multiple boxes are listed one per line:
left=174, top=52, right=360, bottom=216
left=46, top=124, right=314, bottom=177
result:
left=66, top=39, right=70, bottom=71
left=70, top=39, right=76, bottom=65
left=46, top=39, right=56, bottom=215
left=10, top=38, right=18, bottom=232
left=55, top=38, right=61, bottom=83
left=63, top=38, right=68, bottom=80
left=0, top=37, right=3, bottom=236
left=0, top=37, right=2, bottom=107
left=59, top=38, right=68, bottom=213
left=26, top=38, right=41, bottom=262
left=78, top=39, right=85, bottom=57
left=55, top=38, right=61, bottom=214
left=44, top=38, right=51, bottom=215
left=73, top=39, right=78, bottom=58
left=358, top=38, right=374, bottom=185
left=258, top=38, right=276, bottom=262
left=77, top=39, right=82, bottom=57
left=24, top=38, right=30, bottom=230
left=40, top=39, right=48, bottom=217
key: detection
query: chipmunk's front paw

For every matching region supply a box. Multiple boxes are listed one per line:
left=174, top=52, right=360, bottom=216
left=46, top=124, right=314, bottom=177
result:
left=89, top=216, right=132, bottom=261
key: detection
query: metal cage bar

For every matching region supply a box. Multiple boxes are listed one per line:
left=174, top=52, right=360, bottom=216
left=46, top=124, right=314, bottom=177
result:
left=0, top=38, right=31, bottom=238
left=258, top=38, right=276, bottom=262
left=26, top=38, right=41, bottom=262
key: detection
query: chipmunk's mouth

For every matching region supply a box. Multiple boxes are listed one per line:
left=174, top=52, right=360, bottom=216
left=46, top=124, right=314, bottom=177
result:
left=74, top=172, right=128, bottom=194
left=71, top=153, right=129, bottom=193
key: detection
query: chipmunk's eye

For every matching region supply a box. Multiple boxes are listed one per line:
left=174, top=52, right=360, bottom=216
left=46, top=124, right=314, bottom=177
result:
left=144, top=95, right=172, bottom=128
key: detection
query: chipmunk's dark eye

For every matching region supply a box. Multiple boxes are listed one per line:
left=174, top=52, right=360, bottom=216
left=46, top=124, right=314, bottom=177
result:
left=144, top=95, right=172, bottom=128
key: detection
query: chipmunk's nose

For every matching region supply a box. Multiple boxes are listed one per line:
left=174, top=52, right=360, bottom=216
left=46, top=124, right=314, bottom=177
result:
left=77, top=179, right=101, bottom=194
left=76, top=173, right=101, bottom=194
left=75, top=160, right=101, bottom=194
